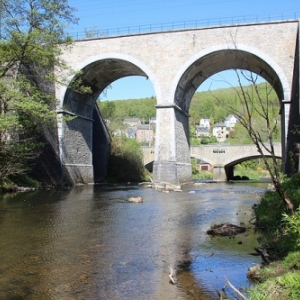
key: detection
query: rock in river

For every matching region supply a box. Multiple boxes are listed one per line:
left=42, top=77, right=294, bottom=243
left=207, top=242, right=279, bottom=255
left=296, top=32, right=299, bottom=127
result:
left=207, top=223, right=246, bottom=237
left=128, top=196, right=143, bottom=203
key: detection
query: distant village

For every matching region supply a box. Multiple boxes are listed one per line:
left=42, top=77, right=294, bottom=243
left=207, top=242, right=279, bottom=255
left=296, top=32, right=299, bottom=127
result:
left=111, top=114, right=239, bottom=145
left=195, top=114, right=239, bottom=142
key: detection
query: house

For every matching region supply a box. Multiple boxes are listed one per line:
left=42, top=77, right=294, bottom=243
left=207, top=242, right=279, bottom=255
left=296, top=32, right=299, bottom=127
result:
left=136, top=125, right=154, bottom=145
left=195, top=126, right=210, bottom=138
left=224, top=115, right=238, bottom=128
left=197, top=159, right=213, bottom=171
left=112, top=128, right=123, bottom=137
left=212, top=123, right=228, bottom=142
left=200, top=118, right=210, bottom=128
left=123, top=118, right=141, bottom=127
left=149, top=117, right=156, bottom=125
left=126, top=127, right=137, bottom=139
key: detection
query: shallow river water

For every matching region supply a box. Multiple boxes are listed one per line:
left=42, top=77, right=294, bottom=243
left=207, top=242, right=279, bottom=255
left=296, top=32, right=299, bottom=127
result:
left=0, top=181, right=268, bottom=300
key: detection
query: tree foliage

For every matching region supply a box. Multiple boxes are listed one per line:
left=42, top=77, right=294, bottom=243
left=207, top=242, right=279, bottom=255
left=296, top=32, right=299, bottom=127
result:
left=0, top=0, right=77, bottom=187
left=106, top=135, right=148, bottom=182
left=98, top=97, right=156, bottom=122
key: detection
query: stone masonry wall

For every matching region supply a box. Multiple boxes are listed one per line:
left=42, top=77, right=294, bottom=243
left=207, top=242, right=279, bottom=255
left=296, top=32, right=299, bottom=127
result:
left=56, top=20, right=299, bottom=186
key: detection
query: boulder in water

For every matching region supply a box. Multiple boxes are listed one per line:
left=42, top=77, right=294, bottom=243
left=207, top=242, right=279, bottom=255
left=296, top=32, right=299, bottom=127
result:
left=128, top=196, right=143, bottom=203
left=207, top=223, right=246, bottom=236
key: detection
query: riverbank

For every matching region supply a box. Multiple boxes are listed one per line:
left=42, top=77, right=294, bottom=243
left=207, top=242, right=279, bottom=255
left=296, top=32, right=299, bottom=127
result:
left=0, top=175, right=41, bottom=194
left=248, top=251, right=300, bottom=299
left=246, top=173, right=300, bottom=299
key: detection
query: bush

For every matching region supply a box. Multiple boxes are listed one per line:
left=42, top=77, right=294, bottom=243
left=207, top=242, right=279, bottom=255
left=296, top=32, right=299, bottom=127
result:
left=106, top=135, right=148, bottom=182
left=200, top=137, right=209, bottom=144
left=249, top=270, right=300, bottom=300
left=254, top=173, right=300, bottom=254
left=282, top=208, right=300, bottom=251
left=190, top=137, right=201, bottom=146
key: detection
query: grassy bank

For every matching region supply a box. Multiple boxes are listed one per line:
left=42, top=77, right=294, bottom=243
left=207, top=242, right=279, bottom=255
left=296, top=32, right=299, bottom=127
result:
left=234, top=169, right=270, bottom=180
left=0, top=175, right=40, bottom=194
left=248, top=251, right=300, bottom=299
left=192, top=169, right=269, bottom=180
left=247, top=173, right=300, bottom=299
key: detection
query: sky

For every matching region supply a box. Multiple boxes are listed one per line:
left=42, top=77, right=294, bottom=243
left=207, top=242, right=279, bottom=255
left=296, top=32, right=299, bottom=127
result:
left=67, top=0, right=300, bottom=100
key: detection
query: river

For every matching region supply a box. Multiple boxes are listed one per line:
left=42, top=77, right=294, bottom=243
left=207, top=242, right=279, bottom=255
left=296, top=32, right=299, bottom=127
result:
left=0, top=181, right=268, bottom=300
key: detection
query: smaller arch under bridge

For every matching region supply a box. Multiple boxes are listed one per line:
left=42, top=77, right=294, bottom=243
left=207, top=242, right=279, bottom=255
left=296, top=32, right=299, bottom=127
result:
left=141, top=143, right=282, bottom=181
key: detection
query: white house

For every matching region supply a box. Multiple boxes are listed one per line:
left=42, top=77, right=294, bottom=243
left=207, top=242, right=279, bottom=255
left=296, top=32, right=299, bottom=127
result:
left=200, top=118, right=210, bottom=128
left=212, top=123, right=228, bottom=142
left=224, top=115, right=238, bottom=128
left=149, top=117, right=156, bottom=125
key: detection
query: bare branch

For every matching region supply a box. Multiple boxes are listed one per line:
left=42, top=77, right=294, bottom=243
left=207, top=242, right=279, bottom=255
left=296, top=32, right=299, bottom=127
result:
left=223, top=276, right=247, bottom=300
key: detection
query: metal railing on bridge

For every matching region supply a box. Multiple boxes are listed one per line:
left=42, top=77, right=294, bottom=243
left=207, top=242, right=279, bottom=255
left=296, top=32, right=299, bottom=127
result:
left=68, top=11, right=300, bottom=40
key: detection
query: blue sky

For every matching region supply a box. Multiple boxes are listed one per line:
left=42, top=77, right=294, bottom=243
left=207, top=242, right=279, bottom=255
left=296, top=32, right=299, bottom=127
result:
left=67, top=0, right=300, bottom=100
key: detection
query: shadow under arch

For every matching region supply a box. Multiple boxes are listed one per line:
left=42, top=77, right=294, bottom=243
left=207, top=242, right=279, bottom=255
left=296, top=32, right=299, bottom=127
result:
left=59, top=56, right=156, bottom=185
left=145, top=161, right=153, bottom=172
left=225, top=155, right=282, bottom=181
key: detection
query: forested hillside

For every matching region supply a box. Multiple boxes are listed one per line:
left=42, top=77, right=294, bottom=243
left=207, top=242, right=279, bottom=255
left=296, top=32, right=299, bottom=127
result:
left=98, top=83, right=280, bottom=126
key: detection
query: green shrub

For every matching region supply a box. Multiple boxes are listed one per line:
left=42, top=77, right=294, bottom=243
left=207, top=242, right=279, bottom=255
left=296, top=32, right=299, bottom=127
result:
left=193, top=171, right=213, bottom=179
left=200, top=137, right=209, bottom=144
left=282, top=208, right=300, bottom=251
left=249, top=271, right=300, bottom=300
left=254, top=173, right=300, bottom=254
left=106, top=135, right=148, bottom=182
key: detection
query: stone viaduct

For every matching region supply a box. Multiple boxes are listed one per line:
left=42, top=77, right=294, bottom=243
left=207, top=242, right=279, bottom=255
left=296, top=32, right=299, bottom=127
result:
left=141, top=144, right=282, bottom=181
left=55, top=19, right=300, bottom=188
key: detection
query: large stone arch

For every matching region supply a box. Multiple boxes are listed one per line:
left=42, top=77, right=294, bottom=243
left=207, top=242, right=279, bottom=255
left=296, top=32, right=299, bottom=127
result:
left=172, top=44, right=290, bottom=112
left=58, top=54, right=157, bottom=185
left=164, top=44, right=291, bottom=184
left=58, top=52, right=161, bottom=107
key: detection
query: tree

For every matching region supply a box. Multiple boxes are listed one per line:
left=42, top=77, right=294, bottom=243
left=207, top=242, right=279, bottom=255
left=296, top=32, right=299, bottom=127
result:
left=213, top=70, right=294, bottom=214
left=107, top=135, right=148, bottom=182
left=98, top=100, right=116, bottom=120
left=0, top=0, right=77, bottom=185
left=198, top=97, right=215, bottom=119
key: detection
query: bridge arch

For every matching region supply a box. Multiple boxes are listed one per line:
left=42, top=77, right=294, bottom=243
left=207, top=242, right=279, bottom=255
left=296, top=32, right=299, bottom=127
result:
left=167, top=44, right=290, bottom=183
left=172, top=43, right=290, bottom=112
left=224, top=155, right=282, bottom=180
left=59, top=52, right=160, bottom=107
left=58, top=53, right=157, bottom=184
left=224, top=154, right=282, bottom=180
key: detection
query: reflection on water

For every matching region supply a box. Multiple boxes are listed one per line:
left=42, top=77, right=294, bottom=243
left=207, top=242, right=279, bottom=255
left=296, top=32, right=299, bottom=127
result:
left=0, top=182, right=267, bottom=299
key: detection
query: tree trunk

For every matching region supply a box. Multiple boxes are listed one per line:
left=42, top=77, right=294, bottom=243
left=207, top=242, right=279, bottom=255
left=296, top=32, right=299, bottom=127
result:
left=274, top=182, right=294, bottom=214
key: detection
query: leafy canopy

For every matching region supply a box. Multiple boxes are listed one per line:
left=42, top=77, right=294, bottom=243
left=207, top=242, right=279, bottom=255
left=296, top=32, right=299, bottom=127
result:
left=0, top=0, right=77, bottom=184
